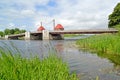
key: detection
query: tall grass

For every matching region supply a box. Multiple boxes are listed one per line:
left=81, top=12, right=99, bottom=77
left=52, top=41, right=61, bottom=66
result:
left=76, top=28, right=120, bottom=71
left=76, top=33, right=120, bottom=55
left=0, top=48, right=78, bottom=80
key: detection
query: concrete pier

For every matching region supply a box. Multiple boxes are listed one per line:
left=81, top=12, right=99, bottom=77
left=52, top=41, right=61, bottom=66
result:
left=42, top=30, right=49, bottom=40
left=25, top=32, right=31, bottom=40
left=5, top=35, right=8, bottom=40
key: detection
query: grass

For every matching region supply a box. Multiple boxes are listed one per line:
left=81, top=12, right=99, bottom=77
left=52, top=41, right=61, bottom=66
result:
left=76, top=33, right=120, bottom=55
left=76, top=27, right=120, bottom=80
left=0, top=47, right=78, bottom=80
left=76, top=30, right=120, bottom=77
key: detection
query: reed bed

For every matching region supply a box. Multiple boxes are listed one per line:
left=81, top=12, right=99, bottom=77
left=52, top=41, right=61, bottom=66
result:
left=76, top=34, right=120, bottom=55
left=0, top=48, right=78, bottom=80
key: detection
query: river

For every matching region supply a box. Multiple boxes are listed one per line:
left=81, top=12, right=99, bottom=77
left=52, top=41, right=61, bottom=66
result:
left=0, top=36, right=120, bottom=80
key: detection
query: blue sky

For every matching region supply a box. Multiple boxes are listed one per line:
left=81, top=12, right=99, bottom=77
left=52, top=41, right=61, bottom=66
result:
left=0, top=0, right=119, bottom=31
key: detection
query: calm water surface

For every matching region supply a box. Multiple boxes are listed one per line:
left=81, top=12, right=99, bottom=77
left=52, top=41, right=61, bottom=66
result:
left=0, top=36, right=120, bottom=80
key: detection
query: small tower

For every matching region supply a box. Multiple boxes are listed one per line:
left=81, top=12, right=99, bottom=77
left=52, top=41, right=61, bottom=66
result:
left=54, top=24, right=64, bottom=31
left=37, top=22, right=45, bottom=31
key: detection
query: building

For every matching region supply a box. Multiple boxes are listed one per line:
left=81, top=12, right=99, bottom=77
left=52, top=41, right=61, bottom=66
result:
left=37, top=26, right=45, bottom=31
left=54, top=24, right=64, bottom=31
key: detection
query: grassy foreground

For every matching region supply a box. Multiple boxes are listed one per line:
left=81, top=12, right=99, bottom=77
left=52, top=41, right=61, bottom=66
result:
left=0, top=49, right=78, bottom=80
left=76, top=33, right=120, bottom=55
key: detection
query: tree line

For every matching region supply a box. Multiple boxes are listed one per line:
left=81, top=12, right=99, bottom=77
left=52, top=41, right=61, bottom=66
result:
left=0, top=28, right=26, bottom=37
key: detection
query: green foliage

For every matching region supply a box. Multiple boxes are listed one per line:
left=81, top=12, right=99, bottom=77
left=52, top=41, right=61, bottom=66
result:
left=0, top=31, right=4, bottom=37
left=108, top=3, right=120, bottom=27
left=3, top=28, right=26, bottom=35
left=20, top=30, right=26, bottom=33
left=0, top=49, right=78, bottom=80
left=14, top=28, right=20, bottom=32
left=76, top=33, right=120, bottom=66
left=4, top=29, right=11, bottom=35
left=113, top=24, right=120, bottom=35
left=10, top=29, right=15, bottom=34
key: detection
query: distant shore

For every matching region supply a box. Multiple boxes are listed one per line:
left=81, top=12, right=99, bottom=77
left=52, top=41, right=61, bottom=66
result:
left=0, top=37, right=5, bottom=40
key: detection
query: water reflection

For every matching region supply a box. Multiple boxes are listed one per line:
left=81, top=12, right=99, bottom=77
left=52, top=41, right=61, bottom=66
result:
left=55, top=42, right=64, bottom=53
left=96, top=52, right=120, bottom=76
left=78, top=48, right=120, bottom=79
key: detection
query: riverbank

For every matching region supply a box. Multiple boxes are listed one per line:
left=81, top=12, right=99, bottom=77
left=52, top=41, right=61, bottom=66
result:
left=76, top=33, right=120, bottom=55
left=0, top=48, right=78, bottom=80
left=76, top=34, right=120, bottom=65
left=0, top=37, right=5, bottom=40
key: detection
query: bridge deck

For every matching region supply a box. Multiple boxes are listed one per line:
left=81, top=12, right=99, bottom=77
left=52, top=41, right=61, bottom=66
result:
left=49, top=29, right=118, bottom=34
left=8, top=33, right=25, bottom=37
left=7, top=29, right=118, bottom=38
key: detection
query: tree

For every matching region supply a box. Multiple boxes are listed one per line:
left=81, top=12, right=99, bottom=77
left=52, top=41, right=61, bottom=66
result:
left=4, top=29, right=10, bottom=35
left=10, top=29, right=15, bottom=34
left=14, top=28, right=20, bottom=32
left=108, top=3, right=120, bottom=27
left=3, top=28, right=26, bottom=36
left=0, top=31, right=4, bottom=37
left=14, top=31, right=19, bottom=34
left=20, top=29, right=26, bottom=33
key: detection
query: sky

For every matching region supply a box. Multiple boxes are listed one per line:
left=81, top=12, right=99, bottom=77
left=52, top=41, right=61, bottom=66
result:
left=0, top=0, right=119, bottom=31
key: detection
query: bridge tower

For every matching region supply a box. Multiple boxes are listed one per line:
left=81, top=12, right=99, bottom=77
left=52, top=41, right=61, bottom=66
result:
left=54, top=24, right=64, bottom=31
left=37, top=22, right=45, bottom=31
left=50, top=24, right=64, bottom=40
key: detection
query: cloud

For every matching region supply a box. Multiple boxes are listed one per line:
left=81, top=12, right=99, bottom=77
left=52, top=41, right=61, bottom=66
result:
left=0, top=0, right=119, bottom=31
left=21, top=10, right=35, bottom=16
left=51, top=0, right=119, bottom=30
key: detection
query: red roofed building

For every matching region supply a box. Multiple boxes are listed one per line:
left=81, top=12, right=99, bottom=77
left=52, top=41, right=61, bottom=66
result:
left=54, top=24, right=64, bottom=30
left=37, top=26, right=45, bottom=31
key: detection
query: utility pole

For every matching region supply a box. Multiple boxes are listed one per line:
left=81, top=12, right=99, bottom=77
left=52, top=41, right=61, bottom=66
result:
left=53, top=19, right=55, bottom=30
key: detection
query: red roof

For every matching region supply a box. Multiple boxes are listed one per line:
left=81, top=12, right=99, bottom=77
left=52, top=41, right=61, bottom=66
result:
left=55, top=24, right=64, bottom=29
left=37, top=26, right=45, bottom=31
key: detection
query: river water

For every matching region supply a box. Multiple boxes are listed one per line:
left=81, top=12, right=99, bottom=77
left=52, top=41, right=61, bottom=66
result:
left=0, top=36, right=120, bottom=80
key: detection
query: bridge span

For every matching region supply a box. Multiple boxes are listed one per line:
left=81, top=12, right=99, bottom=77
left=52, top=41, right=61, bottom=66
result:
left=5, top=29, right=118, bottom=40
left=49, top=29, right=118, bottom=34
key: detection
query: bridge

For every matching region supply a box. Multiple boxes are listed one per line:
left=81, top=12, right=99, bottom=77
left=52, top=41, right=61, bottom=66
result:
left=5, top=28, right=118, bottom=40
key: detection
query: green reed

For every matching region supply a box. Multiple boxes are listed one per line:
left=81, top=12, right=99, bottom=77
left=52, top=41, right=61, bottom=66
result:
left=0, top=48, right=78, bottom=80
left=76, top=33, right=120, bottom=55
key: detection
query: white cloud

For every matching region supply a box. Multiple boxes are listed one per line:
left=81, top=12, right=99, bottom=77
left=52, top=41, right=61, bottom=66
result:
left=0, top=0, right=119, bottom=31
left=7, top=23, right=15, bottom=29
left=49, top=0, right=119, bottom=30
left=21, top=10, right=35, bottom=16
left=6, top=23, right=27, bottom=30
